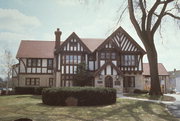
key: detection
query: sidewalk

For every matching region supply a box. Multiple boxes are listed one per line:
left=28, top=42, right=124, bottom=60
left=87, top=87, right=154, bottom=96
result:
left=116, top=93, right=174, bottom=105
left=165, top=94, right=180, bottom=118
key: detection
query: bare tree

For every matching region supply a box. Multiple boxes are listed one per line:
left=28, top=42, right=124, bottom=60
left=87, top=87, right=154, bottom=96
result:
left=119, top=0, right=180, bottom=95
left=1, top=49, right=15, bottom=95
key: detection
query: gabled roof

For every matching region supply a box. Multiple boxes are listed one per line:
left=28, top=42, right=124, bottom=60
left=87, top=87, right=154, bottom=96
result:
left=57, top=32, right=91, bottom=53
left=16, top=27, right=145, bottom=58
left=96, top=26, right=146, bottom=54
left=94, top=61, right=123, bottom=77
left=143, top=63, right=169, bottom=76
left=16, top=40, right=56, bottom=58
left=81, top=38, right=104, bottom=52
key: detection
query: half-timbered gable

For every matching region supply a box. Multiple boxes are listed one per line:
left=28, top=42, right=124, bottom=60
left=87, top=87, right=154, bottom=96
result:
left=96, top=27, right=145, bottom=74
left=56, top=32, right=91, bottom=87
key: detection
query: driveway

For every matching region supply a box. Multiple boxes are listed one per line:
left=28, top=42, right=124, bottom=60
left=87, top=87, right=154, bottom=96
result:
left=165, top=94, right=180, bottom=118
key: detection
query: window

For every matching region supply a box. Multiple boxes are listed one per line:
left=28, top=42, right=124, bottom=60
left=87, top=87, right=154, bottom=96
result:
left=26, top=78, right=30, bottom=85
left=100, top=52, right=116, bottom=59
left=74, top=55, right=77, bottom=64
left=27, top=59, right=31, bottom=67
left=32, top=59, right=37, bottom=67
left=64, top=55, right=81, bottom=64
left=49, top=78, right=53, bottom=87
left=121, top=55, right=136, bottom=66
left=100, top=53, right=105, bottom=59
left=106, top=52, right=110, bottom=59
left=123, top=76, right=135, bottom=87
left=25, top=78, right=40, bottom=86
left=37, top=59, right=41, bottom=67
left=77, top=55, right=81, bottom=63
left=111, top=52, right=116, bottom=59
left=27, top=59, right=41, bottom=67
left=47, top=59, right=53, bottom=68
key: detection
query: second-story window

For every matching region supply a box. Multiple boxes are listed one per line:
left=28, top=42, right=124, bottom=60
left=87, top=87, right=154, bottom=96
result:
left=27, top=59, right=31, bottom=67
left=47, top=59, right=53, bottom=68
left=100, top=52, right=116, bottom=60
left=100, top=53, right=105, bottom=59
left=27, top=59, right=41, bottom=67
left=32, top=59, right=37, bottom=67
left=121, top=55, right=136, bottom=66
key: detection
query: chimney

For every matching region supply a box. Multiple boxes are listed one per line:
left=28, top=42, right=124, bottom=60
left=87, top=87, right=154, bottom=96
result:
left=55, top=28, right=62, bottom=49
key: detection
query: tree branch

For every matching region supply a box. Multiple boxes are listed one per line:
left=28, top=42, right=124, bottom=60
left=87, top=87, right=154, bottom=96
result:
left=146, top=0, right=160, bottom=31
left=164, top=12, right=180, bottom=19
left=152, top=2, right=168, bottom=35
left=139, top=0, right=146, bottom=31
left=128, top=0, right=142, bottom=39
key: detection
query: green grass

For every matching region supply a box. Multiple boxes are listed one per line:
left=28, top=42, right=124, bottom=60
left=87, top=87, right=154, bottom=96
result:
left=0, top=95, right=179, bottom=121
left=124, top=93, right=176, bottom=101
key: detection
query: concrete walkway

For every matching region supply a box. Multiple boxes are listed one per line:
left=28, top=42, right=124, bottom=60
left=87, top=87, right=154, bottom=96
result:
left=165, top=94, right=180, bottom=118
left=117, top=93, right=174, bottom=105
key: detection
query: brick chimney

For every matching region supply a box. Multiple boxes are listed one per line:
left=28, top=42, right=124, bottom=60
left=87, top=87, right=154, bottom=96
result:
left=55, top=28, right=62, bottom=49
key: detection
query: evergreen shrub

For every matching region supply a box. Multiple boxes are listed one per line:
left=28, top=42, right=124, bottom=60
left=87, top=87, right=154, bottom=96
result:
left=42, top=87, right=116, bottom=106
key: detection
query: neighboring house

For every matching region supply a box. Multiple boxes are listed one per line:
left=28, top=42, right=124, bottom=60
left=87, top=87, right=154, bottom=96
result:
left=143, top=63, right=170, bottom=93
left=12, top=27, right=147, bottom=93
left=169, top=69, right=180, bottom=92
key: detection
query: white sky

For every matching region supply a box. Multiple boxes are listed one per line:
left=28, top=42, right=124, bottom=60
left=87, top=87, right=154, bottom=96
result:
left=0, top=0, right=180, bottom=78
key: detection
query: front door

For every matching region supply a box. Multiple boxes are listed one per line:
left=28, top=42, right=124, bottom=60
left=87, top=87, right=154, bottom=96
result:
left=105, top=76, right=113, bottom=88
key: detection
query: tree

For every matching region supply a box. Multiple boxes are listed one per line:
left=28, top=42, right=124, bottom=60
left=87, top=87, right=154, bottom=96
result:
left=1, top=49, right=15, bottom=94
left=117, top=0, right=180, bottom=95
left=73, top=62, right=94, bottom=86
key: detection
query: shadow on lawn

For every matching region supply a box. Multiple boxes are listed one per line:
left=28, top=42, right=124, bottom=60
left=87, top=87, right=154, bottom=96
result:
left=28, top=96, right=178, bottom=121
left=90, top=100, right=178, bottom=121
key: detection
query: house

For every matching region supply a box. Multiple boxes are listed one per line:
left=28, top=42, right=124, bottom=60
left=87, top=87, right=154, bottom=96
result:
left=12, top=27, right=147, bottom=93
left=169, top=69, right=180, bottom=92
left=143, top=63, right=170, bottom=93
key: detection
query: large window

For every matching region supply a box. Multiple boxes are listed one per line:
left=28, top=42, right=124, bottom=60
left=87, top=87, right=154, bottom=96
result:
left=121, top=55, right=136, bottom=66
left=123, top=76, right=135, bottom=87
left=62, top=55, right=81, bottom=64
left=100, top=52, right=116, bottom=60
left=25, top=78, right=40, bottom=86
left=27, top=59, right=42, bottom=67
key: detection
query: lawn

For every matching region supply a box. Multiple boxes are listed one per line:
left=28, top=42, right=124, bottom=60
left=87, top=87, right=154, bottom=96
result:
left=0, top=95, right=179, bottom=121
left=124, top=93, right=176, bottom=101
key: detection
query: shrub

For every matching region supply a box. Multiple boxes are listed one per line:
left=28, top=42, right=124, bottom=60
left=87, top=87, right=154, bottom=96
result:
left=134, top=89, right=149, bottom=94
left=34, top=87, right=47, bottom=95
left=15, top=87, right=47, bottom=95
left=15, top=87, right=35, bottom=94
left=42, top=87, right=116, bottom=106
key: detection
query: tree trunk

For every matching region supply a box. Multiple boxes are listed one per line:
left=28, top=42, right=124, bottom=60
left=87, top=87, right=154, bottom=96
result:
left=145, top=40, right=162, bottom=95
left=6, top=72, right=10, bottom=95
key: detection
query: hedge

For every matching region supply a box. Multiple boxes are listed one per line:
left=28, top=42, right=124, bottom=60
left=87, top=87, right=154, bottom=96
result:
left=134, top=89, right=149, bottom=94
left=15, top=87, right=47, bottom=95
left=42, top=87, right=116, bottom=106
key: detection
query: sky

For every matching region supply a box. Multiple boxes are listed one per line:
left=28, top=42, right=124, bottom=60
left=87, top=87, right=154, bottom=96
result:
left=0, top=0, right=180, bottom=78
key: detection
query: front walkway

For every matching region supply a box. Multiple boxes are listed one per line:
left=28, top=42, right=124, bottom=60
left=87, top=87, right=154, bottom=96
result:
left=117, top=93, right=174, bottom=105
left=117, top=93, right=180, bottom=118
left=165, top=94, right=180, bottom=118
